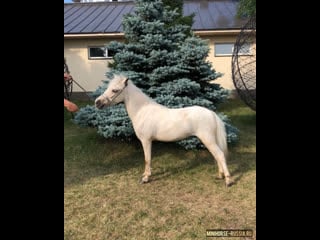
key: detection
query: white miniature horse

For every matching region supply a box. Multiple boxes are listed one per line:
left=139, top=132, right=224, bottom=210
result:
left=95, top=74, right=233, bottom=186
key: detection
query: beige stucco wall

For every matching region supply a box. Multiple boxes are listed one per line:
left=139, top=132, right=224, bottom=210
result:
left=204, top=35, right=237, bottom=90
left=64, top=34, right=239, bottom=92
left=64, top=38, right=120, bottom=92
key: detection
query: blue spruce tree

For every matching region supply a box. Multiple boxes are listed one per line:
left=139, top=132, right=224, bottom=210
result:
left=74, top=0, right=238, bottom=149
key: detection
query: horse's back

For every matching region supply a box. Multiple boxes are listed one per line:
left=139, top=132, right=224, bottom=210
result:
left=180, top=106, right=215, bottom=123
left=134, top=104, right=216, bottom=142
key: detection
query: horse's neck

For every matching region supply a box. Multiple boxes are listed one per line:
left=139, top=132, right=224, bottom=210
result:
left=124, top=81, right=155, bottom=120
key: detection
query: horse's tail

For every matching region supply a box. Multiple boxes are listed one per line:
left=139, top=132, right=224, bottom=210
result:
left=213, top=112, right=228, bottom=158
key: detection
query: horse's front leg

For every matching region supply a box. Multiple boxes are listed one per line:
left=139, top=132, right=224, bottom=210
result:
left=140, top=139, right=152, bottom=183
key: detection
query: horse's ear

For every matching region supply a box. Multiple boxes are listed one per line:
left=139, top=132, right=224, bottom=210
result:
left=124, top=77, right=129, bottom=86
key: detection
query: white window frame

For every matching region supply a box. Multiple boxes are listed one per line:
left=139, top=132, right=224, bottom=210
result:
left=215, top=43, right=252, bottom=57
left=88, top=46, right=113, bottom=60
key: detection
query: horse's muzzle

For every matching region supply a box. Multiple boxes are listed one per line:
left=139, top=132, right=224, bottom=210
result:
left=95, top=99, right=105, bottom=109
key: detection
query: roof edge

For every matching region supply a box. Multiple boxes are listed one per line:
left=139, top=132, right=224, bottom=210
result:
left=64, top=30, right=241, bottom=39
left=64, top=33, right=124, bottom=39
left=64, top=1, right=134, bottom=5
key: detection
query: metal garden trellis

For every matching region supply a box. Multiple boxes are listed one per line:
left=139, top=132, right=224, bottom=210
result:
left=232, top=15, right=256, bottom=111
left=64, top=75, right=73, bottom=100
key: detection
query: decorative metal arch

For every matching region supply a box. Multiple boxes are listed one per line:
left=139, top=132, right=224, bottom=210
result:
left=232, top=15, right=256, bottom=111
left=64, top=77, right=73, bottom=100
left=64, top=60, right=73, bottom=100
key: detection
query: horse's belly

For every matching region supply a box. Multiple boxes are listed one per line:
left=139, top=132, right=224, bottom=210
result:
left=154, top=131, right=191, bottom=142
left=152, top=122, right=194, bottom=142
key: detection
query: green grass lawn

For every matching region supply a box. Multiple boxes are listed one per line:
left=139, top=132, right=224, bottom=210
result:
left=64, top=98, right=256, bottom=240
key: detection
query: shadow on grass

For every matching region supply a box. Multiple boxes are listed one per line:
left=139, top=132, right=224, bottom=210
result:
left=227, top=150, right=256, bottom=185
left=132, top=148, right=256, bottom=186
left=65, top=136, right=255, bottom=188
left=64, top=136, right=142, bottom=187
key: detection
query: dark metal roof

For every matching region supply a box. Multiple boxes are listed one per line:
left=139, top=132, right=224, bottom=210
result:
left=64, top=0, right=247, bottom=34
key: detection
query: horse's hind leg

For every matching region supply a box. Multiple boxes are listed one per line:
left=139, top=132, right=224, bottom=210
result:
left=199, top=137, right=233, bottom=186
left=207, top=143, right=233, bottom=186
left=216, top=160, right=225, bottom=180
left=140, top=139, right=152, bottom=183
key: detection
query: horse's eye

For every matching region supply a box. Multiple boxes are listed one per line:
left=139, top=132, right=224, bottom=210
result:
left=112, top=89, right=120, bottom=93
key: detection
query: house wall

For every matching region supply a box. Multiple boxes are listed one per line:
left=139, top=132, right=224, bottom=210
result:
left=64, top=38, right=121, bottom=92
left=203, top=35, right=238, bottom=90
left=64, top=34, right=239, bottom=92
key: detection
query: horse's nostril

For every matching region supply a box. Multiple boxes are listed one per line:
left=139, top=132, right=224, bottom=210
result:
left=95, top=99, right=105, bottom=109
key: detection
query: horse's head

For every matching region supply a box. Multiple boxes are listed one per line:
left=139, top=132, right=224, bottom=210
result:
left=95, top=74, right=129, bottom=109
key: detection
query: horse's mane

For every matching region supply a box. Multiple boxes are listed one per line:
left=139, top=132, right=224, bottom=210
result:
left=127, top=80, right=156, bottom=106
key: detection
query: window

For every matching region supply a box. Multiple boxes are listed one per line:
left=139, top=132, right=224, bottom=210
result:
left=215, top=43, right=252, bottom=56
left=215, top=43, right=233, bottom=56
left=88, top=46, right=114, bottom=59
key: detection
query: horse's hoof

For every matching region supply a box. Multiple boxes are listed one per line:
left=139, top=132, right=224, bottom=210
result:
left=140, top=177, right=150, bottom=184
left=225, top=176, right=234, bottom=187
left=215, top=175, right=225, bottom=180
left=216, top=173, right=224, bottom=179
left=225, top=178, right=234, bottom=187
